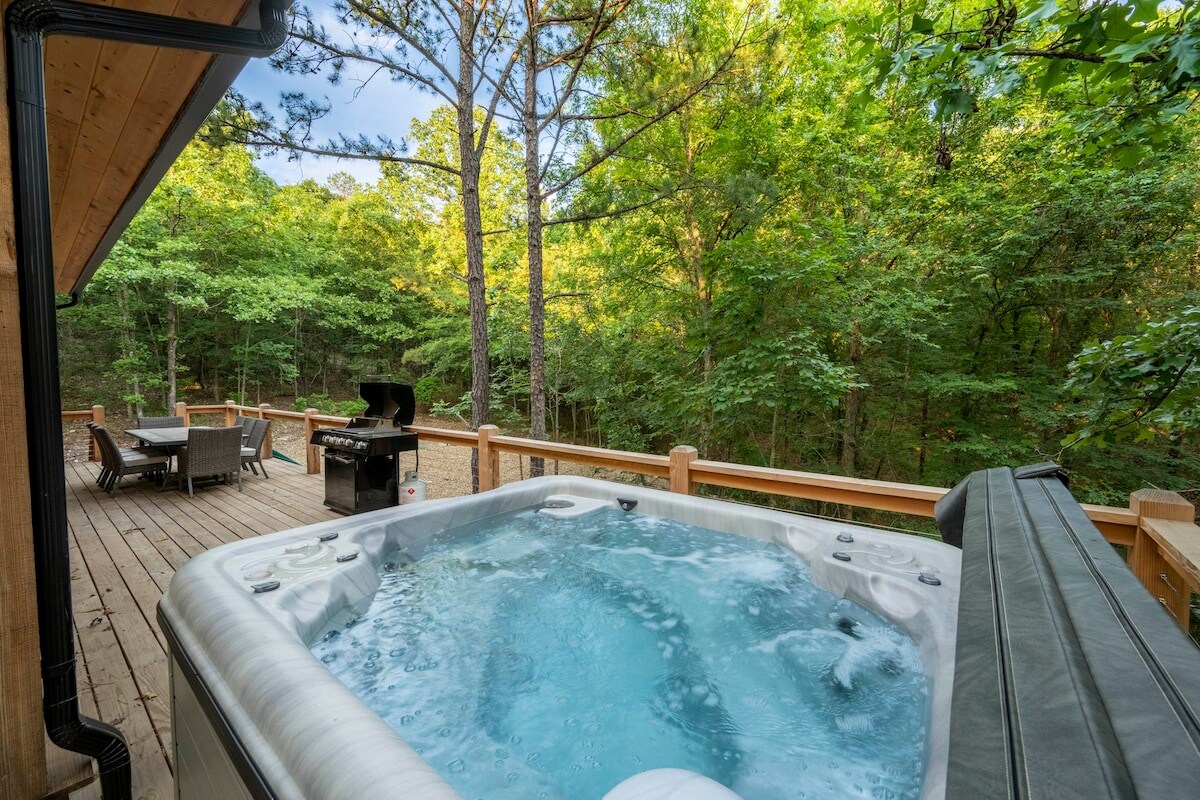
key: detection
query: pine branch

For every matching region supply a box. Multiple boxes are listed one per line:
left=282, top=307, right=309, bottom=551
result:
left=217, top=119, right=461, bottom=176
left=535, top=0, right=633, bottom=134
left=542, top=29, right=748, bottom=199
left=480, top=185, right=683, bottom=235
left=345, top=0, right=460, bottom=87
left=545, top=187, right=682, bottom=226
left=288, top=27, right=460, bottom=107
left=476, top=41, right=524, bottom=160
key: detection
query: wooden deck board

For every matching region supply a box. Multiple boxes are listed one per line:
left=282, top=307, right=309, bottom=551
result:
left=65, top=458, right=339, bottom=799
left=68, top=515, right=173, bottom=799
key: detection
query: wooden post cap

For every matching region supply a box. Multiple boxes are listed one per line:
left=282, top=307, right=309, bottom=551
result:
left=669, top=445, right=698, bottom=495
left=1130, top=489, right=1195, bottom=522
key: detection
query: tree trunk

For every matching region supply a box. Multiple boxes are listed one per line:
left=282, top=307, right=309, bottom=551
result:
left=117, top=288, right=140, bottom=417
left=917, top=390, right=931, bottom=483
left=166, top=202, right=182, bottom=414
left=166, top=297, right=178, bottom=411
left=841, top=320, right=863, bottom=478
left=458, top=1, right=489, bottom=492
left=769, top=404, right=779, bottom=468
left=293, top=307, right=302, bottom=397
left=678, top=111, right=715, bottom=446
left=238, top=328, right=250, bottom=403
left=524, top=2, right=546, bottom=478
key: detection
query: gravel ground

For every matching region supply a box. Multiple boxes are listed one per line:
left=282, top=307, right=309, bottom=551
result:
left=63, top=410, right=660, bottom=501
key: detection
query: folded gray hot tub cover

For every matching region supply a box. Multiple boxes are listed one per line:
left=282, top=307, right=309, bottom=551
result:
left=934, top=464, right=1200, bottom=800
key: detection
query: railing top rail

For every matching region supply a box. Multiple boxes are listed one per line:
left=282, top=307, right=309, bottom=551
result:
left=1079, top=503, right=1140, bottom=527
left=406, top=425, right=478, bottom=445
left=257, top=409, right=307, bottom=421
left=691, top=459, right=948, bottom=502
left=309, top=414, right=350, bottom=426
left=490, top=434, right=671, bottom=477
left=200, top=403, right=338, bottom=423
left=1140, top=518, right=1200, bottom=589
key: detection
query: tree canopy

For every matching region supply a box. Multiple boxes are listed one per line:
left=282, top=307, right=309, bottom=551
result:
left=60, top=0, right=1200, bottom=506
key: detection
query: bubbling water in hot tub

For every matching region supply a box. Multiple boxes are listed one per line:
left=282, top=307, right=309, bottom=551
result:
left=310, top=506, right=929, bottom=800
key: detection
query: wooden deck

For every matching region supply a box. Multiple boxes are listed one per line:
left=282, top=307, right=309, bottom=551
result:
left=63, top=457, right=339, bottom=800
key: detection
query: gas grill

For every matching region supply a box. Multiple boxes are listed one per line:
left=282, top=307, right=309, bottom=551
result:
left=309, top=382, right=419, bottom=514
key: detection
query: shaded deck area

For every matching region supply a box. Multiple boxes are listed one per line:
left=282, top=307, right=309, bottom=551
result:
left=64, top=458, right=338, bottom=799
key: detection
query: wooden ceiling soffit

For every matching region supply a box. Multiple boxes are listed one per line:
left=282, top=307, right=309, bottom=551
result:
left=41, top=0, right=256, bottom=294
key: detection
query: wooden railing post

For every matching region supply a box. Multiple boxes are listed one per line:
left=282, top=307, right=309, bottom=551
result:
left=669, top=445, right=698, bottom=495
left=89, top=405, right=104, bottom=461
left=1129, top=489, right=1196, bottom=627
left=259, top=403, right=273, bottom=459
left=174, top=401, right=188, bottom=425
left=224, top=399, right=237, bottom=428
left=477, top=425, right=500, bottom=492
left=304, top=408, right=320, bottom=474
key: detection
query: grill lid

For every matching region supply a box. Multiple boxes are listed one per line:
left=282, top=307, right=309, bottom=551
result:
left=358, top=382, right=415, bottom=426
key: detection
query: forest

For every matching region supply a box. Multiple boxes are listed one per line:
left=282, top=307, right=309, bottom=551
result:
left=57, top=0, right=1200, bottom=505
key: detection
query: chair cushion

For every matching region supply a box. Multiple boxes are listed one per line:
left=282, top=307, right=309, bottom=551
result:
left=123, top=451, right=169, bottom=466
left=120, top=446, right=162, bottom=456
left=241, top=447, right=258, bottom=457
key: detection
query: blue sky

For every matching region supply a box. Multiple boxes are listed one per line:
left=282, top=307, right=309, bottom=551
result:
left=230, top=2, right=561, bottom=189
left=231, top=4, right=443, bottom=187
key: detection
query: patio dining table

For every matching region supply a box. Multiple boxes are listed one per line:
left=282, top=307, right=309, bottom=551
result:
left=125, top=426, right=246, bottom=489
left=125, top=426, right=207, bottom=449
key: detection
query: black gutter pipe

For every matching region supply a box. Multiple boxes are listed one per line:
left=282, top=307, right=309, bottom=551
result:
left=5, top=2, right=289, bottom=798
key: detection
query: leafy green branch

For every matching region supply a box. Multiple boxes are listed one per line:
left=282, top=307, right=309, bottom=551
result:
left=1063, top=305, right=1200, bottom=446
left=855, top=0, right=1200, bottom=158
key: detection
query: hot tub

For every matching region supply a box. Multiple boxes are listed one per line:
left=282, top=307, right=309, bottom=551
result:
left=159, top=477, right=960, bottom=799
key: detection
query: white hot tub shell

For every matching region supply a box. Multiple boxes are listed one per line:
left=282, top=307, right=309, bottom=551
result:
left=159, top=476, right=961, bottom=799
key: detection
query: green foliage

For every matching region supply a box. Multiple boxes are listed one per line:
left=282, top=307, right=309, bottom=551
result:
left=60, top=138, right=436, bottom=410
left=59, top=0, right=1200, bottom=506
left=1065, top=306, right=1200, bottom=446
left=292, top=395, right=366, bottom=418
left=413, top=375, right=449, bottom=406
left=857, top=0, right=1200, bottom=159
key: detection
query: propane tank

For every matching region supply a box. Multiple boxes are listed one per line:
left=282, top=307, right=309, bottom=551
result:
left=398, top=470, right=428, bottom=504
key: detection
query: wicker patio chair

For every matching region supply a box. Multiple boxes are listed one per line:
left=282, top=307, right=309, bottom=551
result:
left=136, top=415, right=184, bottom=429
left=240, top=418, right=270, bottom=478
left=87, top=421, right=165, bottom=490
left=85, top=421, right=109, bottom=487
left=176, top=426, right=243, bottom=497
left=90, top=424, right=169, bottom=494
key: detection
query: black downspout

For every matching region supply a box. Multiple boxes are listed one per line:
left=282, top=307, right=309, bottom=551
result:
left=5, top=2, right=289, bottom=799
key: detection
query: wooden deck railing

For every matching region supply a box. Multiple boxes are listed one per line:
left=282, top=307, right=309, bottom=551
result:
left=61, top=405, right=104, bottom=461
left=63, top=403, right=1199, bottom=630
